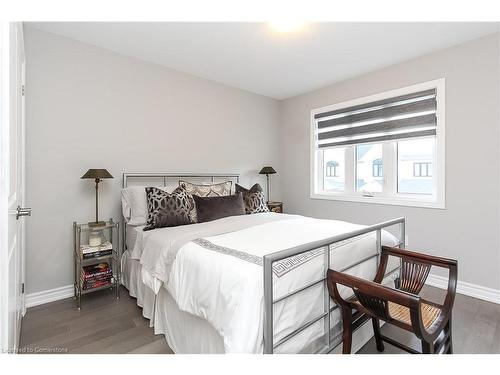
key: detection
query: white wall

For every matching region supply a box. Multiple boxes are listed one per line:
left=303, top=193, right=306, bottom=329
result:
left=25, top=27, right=500, bottom=296
left=279, top=33, right=500, bottom=290
left=24, top=27, right=281, bottom=294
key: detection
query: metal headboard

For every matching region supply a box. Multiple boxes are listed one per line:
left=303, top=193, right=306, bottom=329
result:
left=121, top=172, right=240, bottom=254
left=122, top=172, right=240, bottom=189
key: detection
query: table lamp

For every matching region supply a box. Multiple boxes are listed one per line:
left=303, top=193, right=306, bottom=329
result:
left=259, top=166, right=277, bottom=203
left=81, top=169, right=113, bottom=227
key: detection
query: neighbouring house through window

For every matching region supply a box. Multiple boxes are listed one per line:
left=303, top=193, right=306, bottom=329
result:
left=311, top=79, right=445, bottom=208
left=326, top=160, right=339, bottom=177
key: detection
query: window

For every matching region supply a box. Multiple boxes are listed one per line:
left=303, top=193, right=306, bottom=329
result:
left=311, top=79, right=445, bottom=208
left=322, top=148, right=345, bottom=191
left=372, top=158, right=383, bottom=177
left=326, top=160, right=339, bottom=177
left=413, top=162, right=432, bottom=177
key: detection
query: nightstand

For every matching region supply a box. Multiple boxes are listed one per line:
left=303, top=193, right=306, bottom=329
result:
left=267, top=201, right=283, bottom=213
left=73, top=219, right=120, bottom=309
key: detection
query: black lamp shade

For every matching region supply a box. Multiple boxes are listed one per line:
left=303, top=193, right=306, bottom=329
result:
left=81, top=169, right=113, bottom=180
left=259, top=166, right=276, bottom=175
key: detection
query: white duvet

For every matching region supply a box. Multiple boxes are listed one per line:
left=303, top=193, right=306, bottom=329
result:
left=132, top=213, right=399, bottom=353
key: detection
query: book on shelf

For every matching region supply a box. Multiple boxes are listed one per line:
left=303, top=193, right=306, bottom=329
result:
left=80, top=273, right=113, bottom=284
left=82, top=280, right=113, bottom=290
left=80, top=241, right=113, bottom=256
left=82, top=249, right=112, bottom=259
left=79, top=262, right=116, bottom=290
left=81, top=262, right=110, bottom=278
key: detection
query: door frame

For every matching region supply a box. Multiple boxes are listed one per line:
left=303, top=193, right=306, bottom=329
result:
left=0, top=20, right=11, bottom=353
left=0, top=21, right=25, bottom=353
left=19, top=27, right=26, bottom=319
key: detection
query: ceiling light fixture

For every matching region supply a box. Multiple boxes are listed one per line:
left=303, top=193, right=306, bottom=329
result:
left=268, top=21, right=306, bottom=33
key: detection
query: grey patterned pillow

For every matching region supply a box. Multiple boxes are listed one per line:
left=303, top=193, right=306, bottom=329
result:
left=144, top=186, right=194, bottom=231
left=235, top=183, right=269, bottom=214
left=179, top=180, right=232, bottom=222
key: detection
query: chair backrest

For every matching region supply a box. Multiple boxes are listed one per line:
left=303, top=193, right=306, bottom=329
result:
left=399, top=259, right=432, bottom=295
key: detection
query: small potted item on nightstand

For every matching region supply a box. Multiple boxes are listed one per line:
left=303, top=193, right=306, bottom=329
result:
left=267, top=201, right=283, bottom=213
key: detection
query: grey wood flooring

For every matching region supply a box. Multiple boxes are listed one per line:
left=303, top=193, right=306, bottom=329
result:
left=358, top=285, right=500, bottom=354
left=19, top=285, right=500, bottom=354
left=20, top=286, right=172, bottom=354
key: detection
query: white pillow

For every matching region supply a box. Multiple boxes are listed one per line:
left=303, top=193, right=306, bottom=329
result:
left=121, top=186, right=171, bottom=226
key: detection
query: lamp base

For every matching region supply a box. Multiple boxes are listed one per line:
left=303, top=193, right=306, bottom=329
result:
left=88, top=221, right=106, bottom=228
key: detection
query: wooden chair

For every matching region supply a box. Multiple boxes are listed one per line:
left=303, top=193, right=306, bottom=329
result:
left=327, top=246, right=457, bottom=354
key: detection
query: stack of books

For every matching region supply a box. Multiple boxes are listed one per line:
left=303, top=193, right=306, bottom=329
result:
left=81, top=263, right=113, bottom=290
left=81, top=241, right=113, bottom=259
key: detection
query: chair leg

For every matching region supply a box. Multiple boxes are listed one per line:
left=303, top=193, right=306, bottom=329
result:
left=371, top=318, right=385, bottom=352
left=341, top=307, right=353, bottom=354
left=445, top=317, right=453, bottom=354
left=421, top=340, right=434, bottom=354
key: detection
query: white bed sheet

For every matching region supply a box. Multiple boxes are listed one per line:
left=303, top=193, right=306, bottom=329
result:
left=125, top=224, right=144, bottom=253
left=135, top=213, right=399, bottom=353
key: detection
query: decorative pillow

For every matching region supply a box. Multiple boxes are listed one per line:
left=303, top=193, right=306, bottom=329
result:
left=235, top=183, right=269, bottom=214
left=179, top=180, right=232, bottom=222
left=179, top=180, right=232, bottom=197
left=122, top=186, right=171, bottom=226
left=143, top=187, right=195, bottom=231
left=193, top=193, right=245, bottom=223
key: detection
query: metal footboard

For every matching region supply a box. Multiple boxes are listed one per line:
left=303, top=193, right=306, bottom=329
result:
left=263, top=217, right=405, bottom=354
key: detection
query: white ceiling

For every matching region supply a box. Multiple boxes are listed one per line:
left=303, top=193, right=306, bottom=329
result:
left=28, top=22, right=499, bottom=99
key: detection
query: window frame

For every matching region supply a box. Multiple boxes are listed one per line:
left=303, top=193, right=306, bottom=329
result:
left=310, top=78, right=445, bottom=209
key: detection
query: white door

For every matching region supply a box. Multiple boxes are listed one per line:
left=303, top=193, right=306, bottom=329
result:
left=0, top=22, right=27, bottom=353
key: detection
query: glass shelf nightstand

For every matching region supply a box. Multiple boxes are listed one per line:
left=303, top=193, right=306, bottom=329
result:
left=73, top=219, right=120, bottom=309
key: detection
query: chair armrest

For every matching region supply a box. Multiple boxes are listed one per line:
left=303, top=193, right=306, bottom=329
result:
left=327, top=269, right=419, bottom=309
left=381, top=246, right=457, bottom=269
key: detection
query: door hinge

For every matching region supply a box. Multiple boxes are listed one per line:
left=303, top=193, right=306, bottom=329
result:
left=21, top=283, right=25, bottom=294
left=22, top=84, right=25, bottom=96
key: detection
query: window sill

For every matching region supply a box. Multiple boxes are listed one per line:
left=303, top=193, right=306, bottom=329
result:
left=310, top=192, right=445, bottom=209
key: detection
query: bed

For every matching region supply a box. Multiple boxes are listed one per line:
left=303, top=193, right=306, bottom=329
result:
left=120, top=173, right=405, bottom=354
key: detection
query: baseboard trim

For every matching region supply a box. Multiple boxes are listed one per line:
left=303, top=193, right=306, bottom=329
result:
left=25, top=284, right=74, bottom=308
left=426, top=274, right=500, bottom=305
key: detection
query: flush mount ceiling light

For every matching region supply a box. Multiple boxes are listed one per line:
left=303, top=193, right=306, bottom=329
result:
left=268, top=21, right=306, bottom=33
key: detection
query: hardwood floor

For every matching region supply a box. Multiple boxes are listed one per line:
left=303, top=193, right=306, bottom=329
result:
left=19, top=285, right=500, bottom=354
left=19, top=286, right=172, bottom=354
left=358, top=285, right=500, bottom=354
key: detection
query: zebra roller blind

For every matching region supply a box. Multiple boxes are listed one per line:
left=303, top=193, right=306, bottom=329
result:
left=314, top=88, right=437, bottom=148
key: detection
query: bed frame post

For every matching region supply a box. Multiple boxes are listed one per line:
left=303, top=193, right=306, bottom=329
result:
left=323, top=245, right=331, bottom=348
left=376, top=229, right=381, bottom=268
left=400, top=221, right=406, bottom=249
left=263, top=256, right=274, bottom=354
left=122, top=174, right=127, bottom=257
